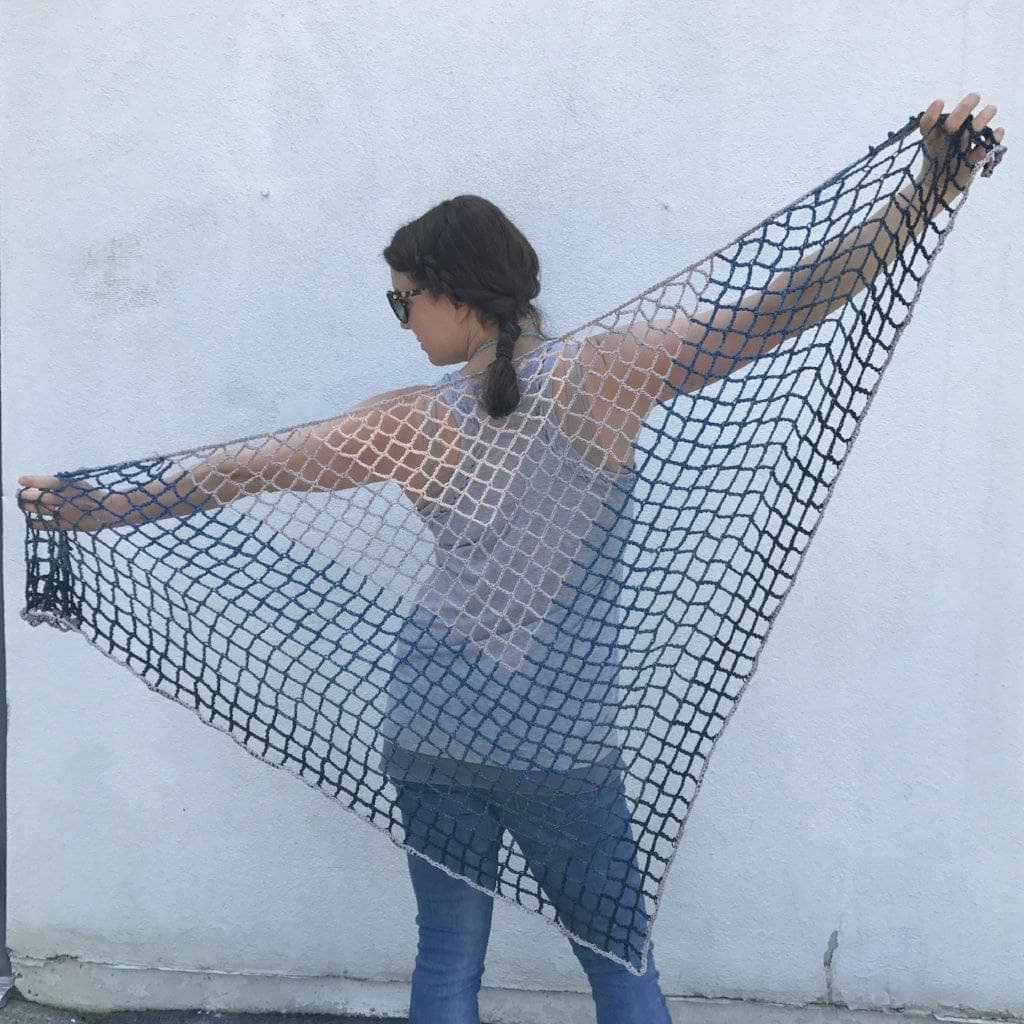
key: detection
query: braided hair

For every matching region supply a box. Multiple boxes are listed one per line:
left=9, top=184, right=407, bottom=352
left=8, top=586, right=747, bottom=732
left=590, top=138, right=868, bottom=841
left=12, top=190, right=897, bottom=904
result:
left=383, top=195, right=544, bottom=418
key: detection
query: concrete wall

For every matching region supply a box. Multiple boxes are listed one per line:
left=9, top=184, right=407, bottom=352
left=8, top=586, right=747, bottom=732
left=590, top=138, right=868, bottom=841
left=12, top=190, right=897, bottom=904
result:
left=3, top=1, right=1022, bottom=1020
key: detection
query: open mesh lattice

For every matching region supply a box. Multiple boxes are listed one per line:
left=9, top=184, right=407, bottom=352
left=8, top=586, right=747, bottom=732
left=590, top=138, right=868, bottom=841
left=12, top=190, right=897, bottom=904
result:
left=21, top=113, right=1003, bottom=974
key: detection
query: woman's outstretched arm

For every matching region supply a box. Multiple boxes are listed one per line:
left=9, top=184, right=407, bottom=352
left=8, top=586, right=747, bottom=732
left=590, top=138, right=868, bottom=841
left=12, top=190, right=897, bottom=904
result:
left=719, top=94, right=1002, bottom=352
left=17, top=382, right=454, bottom=532
left=587, top=94, right=1003, bottom=417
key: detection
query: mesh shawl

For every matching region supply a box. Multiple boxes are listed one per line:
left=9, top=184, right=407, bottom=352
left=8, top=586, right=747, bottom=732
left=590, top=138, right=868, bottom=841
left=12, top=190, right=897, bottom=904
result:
left=21, top=113, right=1004, bottom=974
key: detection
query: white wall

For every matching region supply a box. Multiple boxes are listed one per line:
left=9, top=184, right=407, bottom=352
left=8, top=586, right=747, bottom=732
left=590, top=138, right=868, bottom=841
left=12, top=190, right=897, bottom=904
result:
left=3, top=0, right=1022, bottom=1020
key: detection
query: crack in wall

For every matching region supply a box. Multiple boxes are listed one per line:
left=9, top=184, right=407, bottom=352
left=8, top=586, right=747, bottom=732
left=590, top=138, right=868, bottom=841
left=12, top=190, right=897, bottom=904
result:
left=822, top=927, right=839, bottom=1004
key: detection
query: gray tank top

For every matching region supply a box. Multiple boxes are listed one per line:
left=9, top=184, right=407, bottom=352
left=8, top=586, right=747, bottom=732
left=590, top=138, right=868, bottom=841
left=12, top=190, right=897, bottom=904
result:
left=380, top=333, right=638, bottom=785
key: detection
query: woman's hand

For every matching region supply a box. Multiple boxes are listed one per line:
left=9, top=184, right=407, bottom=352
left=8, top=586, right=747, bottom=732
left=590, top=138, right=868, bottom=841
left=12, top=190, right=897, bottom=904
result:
left=918, top=93, right=1005, bottom=197
left=17, top=475, right=110, bottom=532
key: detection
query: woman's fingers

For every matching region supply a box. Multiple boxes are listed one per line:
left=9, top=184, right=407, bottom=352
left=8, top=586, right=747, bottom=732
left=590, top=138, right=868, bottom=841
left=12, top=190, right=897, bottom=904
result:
left=18, top=476, right=107, bottom=532
left=919, top=98, right=944, bottom=136
left=919, top=93, right=994, bottom=138
left=964, top=104, right=1003, bottom=166
left=17, top=476, right=62, bottom=511
left=20, top=486, right=62, bottom=529
left=17, top=474, right=63, bottom=489
left=918, top=94, right=1004, bottom=176
left=20, top=494, right=75, bottom=531
left=18, top=487, right=59, bottom=511
left=945, top=92, right=981, bottom=133
left=24, top=491, right=59, bottom=508
left=17, top=477, right=77, bottom=528
left=973, top=103, right=997, bottom=132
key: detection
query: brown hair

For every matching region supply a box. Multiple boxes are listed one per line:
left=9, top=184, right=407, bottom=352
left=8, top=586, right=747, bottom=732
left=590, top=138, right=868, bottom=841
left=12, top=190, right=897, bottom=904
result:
left=383, top=195, right=544, bottom=417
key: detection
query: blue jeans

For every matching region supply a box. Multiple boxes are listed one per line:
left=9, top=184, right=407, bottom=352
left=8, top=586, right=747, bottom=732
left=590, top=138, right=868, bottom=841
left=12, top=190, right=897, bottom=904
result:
left=394, top=765, right=672, bottom=1024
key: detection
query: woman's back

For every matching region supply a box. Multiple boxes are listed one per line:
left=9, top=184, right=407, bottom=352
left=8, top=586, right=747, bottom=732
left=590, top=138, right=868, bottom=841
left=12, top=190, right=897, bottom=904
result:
left=381, top=332, right=640, bottom=782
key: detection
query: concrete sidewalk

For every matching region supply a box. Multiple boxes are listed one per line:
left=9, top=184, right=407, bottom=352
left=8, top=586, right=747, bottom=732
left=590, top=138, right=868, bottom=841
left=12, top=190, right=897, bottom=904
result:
left=9, top=983, right=1019, bottom=1024
left=0, top=993, right=404, bottom=1024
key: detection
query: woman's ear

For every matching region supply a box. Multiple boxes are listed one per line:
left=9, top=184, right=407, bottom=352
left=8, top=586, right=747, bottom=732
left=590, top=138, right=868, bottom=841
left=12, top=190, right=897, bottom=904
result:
left=451, top=300, right=475, bottom=324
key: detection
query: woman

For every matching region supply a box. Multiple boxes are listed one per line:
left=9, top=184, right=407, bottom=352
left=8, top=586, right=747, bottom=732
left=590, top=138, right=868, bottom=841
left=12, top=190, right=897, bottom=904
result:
left=18, top=96, right=1001, bottom=1024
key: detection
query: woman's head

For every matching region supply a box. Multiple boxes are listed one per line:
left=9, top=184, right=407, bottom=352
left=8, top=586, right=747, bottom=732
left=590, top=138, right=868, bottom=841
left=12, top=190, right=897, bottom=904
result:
left=382, top=195, right=544, bottom=417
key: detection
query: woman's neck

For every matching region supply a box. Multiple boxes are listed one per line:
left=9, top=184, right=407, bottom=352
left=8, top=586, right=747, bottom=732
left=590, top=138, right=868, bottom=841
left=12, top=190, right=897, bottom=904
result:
left=461, top=318, right=541, bottom=375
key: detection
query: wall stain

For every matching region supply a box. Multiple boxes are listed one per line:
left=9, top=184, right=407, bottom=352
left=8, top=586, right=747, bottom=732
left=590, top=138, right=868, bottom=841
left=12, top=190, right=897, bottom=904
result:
left=76, top=234, right=158, bottom=313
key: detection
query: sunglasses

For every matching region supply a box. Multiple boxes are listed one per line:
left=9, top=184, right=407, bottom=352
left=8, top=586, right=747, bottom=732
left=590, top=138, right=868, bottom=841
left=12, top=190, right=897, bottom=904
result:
left=386, top=288, right=423, bottom=324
